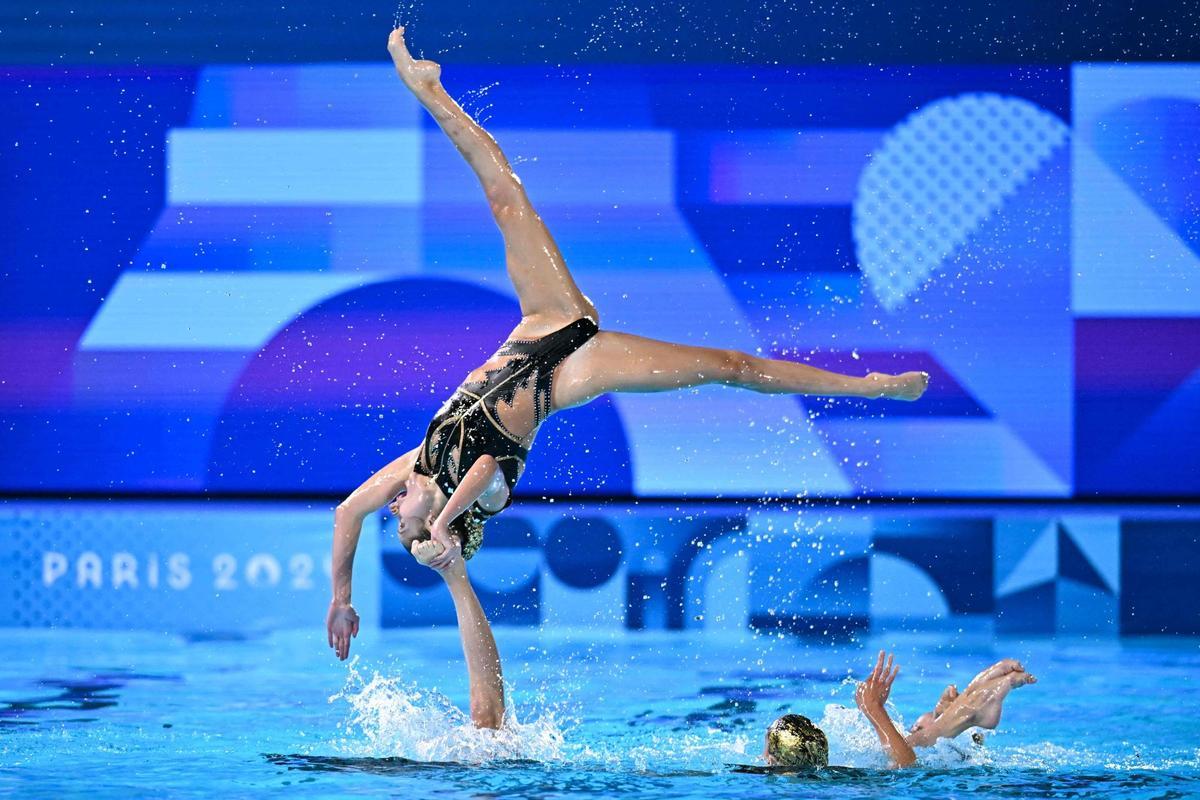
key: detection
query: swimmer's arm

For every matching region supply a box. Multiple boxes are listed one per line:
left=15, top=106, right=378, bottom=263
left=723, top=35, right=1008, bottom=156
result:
left=327, top=447, right=418, bottom=660
left=860, top=701, right=917, bottom=769
left=412, top=542, right=505, bottom=729
left=427, top=455, right=499, bottom=570
left=854, top=651, right=917, bottom=768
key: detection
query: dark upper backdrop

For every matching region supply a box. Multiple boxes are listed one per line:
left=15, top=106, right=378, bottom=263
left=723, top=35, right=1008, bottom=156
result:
left=1, top=0, right=1197, bottom=65
left=1, top=0, right=1198, bottom=498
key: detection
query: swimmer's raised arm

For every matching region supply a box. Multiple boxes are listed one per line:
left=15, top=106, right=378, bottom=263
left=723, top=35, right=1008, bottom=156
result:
left=855, top=651, right=917, bottom=768
left=426, top=455, right=499, bottom=570
left=412, top=540, right=506, bottom=729
left=327, top=447, right=419, bottom=661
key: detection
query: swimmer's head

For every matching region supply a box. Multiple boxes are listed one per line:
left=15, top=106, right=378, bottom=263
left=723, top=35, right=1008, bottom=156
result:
left=763, top=714, right=829, bottom=769
left=391, top=475, right=484, bottom=559
left=391, top=474, right=439, bottom=551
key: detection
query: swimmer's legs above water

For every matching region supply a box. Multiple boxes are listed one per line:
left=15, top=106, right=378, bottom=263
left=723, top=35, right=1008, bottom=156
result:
left=906, top=658, right=1038, bottom=746
left=388, top=27, right=596, bottom=328
left=387, top=27, right=929, bottom=406
left=764, top=651, right=1037, bottom=769
left=552, top=331, right=930, bottom=408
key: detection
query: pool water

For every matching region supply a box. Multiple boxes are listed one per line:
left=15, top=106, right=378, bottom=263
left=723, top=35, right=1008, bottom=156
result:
left=1, top=627, right=1197, bottom=798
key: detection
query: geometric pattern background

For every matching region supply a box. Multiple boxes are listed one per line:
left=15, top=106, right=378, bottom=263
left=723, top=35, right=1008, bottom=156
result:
left=1072, top=64, right=1200, bottom=495
left=13, top=63, right=1178, bottom=497
left=4, top=502, right=1198, bottom=637
left=3, top=62, right=1194, bottom=495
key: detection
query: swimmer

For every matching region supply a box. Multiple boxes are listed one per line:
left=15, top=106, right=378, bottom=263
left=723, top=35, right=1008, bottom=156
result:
left=326, top=27, right=929, bottom=660
left=764, top=650, right=1037, bottom=769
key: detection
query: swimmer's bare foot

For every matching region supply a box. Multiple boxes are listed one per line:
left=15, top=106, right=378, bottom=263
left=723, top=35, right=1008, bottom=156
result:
left=866, top=371, right=930, bottom=401
left=965, top=659, right=1022, bottom=693
left=933, top=684, right=959, bottom=717
left=388, top=27, right=442, bottom=89
left=908, top=683, right=958, bottom=738
left=968, top=665, right=1036, bottom=730
left=909, top=661, right=1035, bottom=745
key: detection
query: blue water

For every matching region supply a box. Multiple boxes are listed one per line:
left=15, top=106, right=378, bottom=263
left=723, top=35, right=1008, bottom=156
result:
left=1, top=627, right=1197, bottom=798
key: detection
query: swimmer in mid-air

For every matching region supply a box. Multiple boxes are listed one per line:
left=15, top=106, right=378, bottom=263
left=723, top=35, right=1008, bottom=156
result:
left=326, top=27, right=929, bottom=660
left=401, top=537, right=1036, bottom=768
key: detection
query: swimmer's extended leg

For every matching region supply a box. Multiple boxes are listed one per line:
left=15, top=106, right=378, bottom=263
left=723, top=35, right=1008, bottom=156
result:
left=552, top=330, right=929, bottom=409
left=908, top=661, right=1036, bottom=746
left=388, top=28, right=595, bottom=325
left=934, top=684, right=960, bottom=717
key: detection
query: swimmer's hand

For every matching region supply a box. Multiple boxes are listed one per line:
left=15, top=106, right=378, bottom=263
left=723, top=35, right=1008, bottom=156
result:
left=411, top=538, right=466, bottom=579
left=388, top=27, right=441, bottom=87
left=326, top=601, right=360, bottom=661
left=855, top=650, right=900, bottom=713
left=427, top=519, right=463, bottom=571
left=410, top=538, right=444, bottom=567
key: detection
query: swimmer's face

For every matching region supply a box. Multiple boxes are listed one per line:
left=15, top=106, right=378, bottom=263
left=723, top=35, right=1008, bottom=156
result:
left=391, top=475, right=437, bottom=549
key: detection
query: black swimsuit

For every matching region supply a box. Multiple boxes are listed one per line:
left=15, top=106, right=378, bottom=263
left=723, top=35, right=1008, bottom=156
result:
left=413, top=318, right=598, bottom=549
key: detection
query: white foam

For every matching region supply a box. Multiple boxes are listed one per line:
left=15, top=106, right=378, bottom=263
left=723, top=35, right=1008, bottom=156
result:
left=819, top=690, right=1001, bottom=770
left=328, top=659, right=566, bottom=764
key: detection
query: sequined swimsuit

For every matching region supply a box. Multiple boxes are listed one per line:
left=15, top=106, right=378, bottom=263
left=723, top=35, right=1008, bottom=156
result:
left=413, top=318, right=598, bottom=536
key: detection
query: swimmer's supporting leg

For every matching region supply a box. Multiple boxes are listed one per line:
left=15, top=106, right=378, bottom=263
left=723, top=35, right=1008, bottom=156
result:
left=388, top=29, right=596, bottom=325
left=552, top=330, right=929, bottom=409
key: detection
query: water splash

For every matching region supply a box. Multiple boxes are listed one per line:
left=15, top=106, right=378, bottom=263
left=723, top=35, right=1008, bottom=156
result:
left=818, top=696, right=1021, bottom=770
left=819, top=702, right=895, bottom=769
left=392, top=1, right=419, bottom=31
left=328, top=660, right=566, bottom=764
left=460, top=81, right=501, bottom=126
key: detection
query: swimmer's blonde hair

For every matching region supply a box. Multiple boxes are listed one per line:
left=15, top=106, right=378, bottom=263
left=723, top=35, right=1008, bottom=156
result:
left=766, top=714, right=829, bottom=768
left=404, top=513, right=486, bottom=560
left=449, top=512, right=485, bottom=560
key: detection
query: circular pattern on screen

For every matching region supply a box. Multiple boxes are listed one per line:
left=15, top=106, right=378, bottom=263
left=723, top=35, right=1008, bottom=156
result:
left=852, top=92, right=1069, bottom=311
left=205, top=278, right=633, bottom=494
left=543, top=517, right=623, bottom=589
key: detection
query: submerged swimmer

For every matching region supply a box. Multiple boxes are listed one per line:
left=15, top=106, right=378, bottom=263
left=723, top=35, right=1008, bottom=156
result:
left=326, top=27, right=929, bottom=660
left=764, top=651, right=1037, bottom=769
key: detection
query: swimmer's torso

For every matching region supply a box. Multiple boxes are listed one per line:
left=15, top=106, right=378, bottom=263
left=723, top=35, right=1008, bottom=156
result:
left=413, top=318, right=598, bottom=518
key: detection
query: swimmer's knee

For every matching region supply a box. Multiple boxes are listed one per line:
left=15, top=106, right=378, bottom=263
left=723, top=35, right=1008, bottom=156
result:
left=714, top=349, right=756, bottom=385
left=484, top=175, right=528, bottom=217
